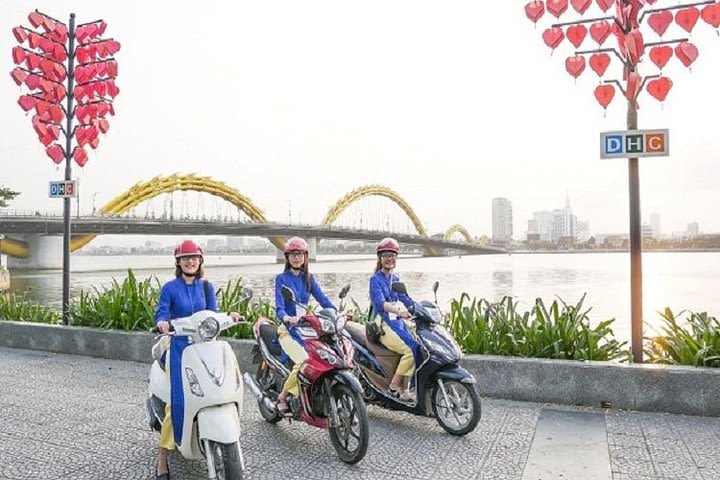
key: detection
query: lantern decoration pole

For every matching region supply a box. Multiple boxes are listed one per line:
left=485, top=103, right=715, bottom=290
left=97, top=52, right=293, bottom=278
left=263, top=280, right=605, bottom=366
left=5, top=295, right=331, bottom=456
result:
left=10, top=10, right=121, bottom=324
left=524, top=0, right=720, bottom=362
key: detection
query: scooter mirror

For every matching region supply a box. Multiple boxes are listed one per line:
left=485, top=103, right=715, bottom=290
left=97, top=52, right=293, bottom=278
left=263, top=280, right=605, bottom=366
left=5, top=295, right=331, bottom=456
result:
left=390, top=282, right=407, bottom=295
left=339, top=284, right=351, bottom=299
left=281, top=285, right=296, bottom=302
left=432, top=281, right=439, bottom=294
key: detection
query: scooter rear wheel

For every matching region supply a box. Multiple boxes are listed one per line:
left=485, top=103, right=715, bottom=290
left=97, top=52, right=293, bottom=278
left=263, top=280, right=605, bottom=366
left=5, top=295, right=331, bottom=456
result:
left=255, top=364, right=282, bottom=423
left=431, top=379, right=481, bottom=436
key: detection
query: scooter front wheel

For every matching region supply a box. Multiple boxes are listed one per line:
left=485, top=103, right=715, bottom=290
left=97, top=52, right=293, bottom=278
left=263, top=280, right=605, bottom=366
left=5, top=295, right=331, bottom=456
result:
left=432, top=379, right=481, bottom=436
left=328, top=384, right=369, bottom=464
left=207, top=440, right=244, bottom=480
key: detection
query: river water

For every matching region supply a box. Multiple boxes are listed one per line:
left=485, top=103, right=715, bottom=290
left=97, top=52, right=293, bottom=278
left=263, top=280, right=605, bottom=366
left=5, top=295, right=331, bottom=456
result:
left=7, top=251, right=719, bottom=343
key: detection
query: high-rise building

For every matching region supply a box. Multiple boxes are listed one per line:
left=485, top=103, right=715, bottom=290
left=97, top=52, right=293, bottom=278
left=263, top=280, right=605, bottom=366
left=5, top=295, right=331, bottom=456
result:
left=650, top=212, right=661, bottom=238
left=530, top=194, right=577, bottom=243
left=687, top=222, right=699, bottom=237
left=492, top=197, right=513, bottom=245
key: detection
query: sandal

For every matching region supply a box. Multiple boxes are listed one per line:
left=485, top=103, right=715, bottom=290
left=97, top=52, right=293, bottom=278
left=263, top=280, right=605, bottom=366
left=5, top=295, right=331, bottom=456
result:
left=388, top=386, right=401, bottom=398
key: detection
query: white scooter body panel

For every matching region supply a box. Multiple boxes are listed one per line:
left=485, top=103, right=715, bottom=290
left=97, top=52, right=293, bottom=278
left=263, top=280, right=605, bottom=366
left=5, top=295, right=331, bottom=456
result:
left=177, top=340, right=244, bottom=460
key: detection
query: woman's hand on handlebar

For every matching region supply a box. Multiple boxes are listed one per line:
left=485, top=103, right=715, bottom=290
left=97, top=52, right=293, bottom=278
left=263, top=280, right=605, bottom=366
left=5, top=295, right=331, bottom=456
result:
left=283, top=315, right=300, bottom=326
left=156, top=320, right=171, bottom=334
left=229, top=312, right=243, bottom=323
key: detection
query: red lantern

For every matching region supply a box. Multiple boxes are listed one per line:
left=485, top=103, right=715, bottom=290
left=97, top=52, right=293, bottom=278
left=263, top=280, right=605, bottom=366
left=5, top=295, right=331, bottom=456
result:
left=594, top=84, right=615, bottom=108
left=646, top=77, right=672, bottom=102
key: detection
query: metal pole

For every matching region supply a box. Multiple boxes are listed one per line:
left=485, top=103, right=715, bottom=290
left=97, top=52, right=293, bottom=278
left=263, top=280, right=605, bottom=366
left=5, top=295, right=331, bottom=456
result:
left=627, top=97, right=643, bottom=363
left=62, top=13, right=76, bottom=325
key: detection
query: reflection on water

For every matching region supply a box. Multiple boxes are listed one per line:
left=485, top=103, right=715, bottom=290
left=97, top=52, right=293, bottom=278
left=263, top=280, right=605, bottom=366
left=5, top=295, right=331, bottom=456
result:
left=492, top=270, right=513, bottom=300
left=6, top=252, right=720, bottom=344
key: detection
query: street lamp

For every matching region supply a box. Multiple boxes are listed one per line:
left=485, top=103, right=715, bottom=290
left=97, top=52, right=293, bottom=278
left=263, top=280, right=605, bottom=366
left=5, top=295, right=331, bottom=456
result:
left=524, top=0, right=720, bottom=362
left=11, top=10, right=121, bottom=324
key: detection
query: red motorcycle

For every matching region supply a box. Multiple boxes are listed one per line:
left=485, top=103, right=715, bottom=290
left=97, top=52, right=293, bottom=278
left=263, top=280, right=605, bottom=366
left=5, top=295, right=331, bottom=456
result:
left=243, top=285, right=369, bottom=464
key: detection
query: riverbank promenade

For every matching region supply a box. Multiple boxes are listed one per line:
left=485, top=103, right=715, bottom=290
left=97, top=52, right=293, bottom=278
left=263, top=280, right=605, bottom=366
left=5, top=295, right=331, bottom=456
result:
left=1, top=347, right=718, bottom=479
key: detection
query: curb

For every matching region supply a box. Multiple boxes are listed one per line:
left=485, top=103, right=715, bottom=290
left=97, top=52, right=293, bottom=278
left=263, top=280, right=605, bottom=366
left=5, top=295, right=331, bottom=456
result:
left=1, top=320, right=717, bottom=417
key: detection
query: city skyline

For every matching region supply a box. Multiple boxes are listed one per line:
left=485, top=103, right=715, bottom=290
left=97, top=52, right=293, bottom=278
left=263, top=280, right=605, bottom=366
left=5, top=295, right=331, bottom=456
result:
left=2, top=1, right=719, bottom=239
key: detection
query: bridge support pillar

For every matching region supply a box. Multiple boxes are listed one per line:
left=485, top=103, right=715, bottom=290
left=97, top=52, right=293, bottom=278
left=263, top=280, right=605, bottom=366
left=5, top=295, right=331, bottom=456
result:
left=274, top=237, right=318, bottom=263
left=7, top=234, right=63, bottom=270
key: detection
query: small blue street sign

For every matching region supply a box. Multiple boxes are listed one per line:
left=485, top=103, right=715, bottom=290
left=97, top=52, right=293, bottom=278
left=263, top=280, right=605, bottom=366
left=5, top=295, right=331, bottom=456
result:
left=600, top=129, right=670, bottom=159
left=49, top=180, right=78, bottom=199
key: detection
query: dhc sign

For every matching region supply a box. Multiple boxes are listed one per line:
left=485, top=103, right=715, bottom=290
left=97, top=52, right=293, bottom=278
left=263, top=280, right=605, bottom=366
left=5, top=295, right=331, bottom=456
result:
left=600, top=129, right=669, bottom=159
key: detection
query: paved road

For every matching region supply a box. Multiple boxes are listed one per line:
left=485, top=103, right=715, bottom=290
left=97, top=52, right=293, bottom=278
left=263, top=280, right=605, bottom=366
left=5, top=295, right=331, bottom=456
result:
left=0, top=347, right=718, bottom=479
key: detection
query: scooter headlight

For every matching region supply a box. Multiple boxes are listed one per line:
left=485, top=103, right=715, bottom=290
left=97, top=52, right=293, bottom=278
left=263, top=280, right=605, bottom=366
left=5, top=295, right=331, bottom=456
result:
left=198, top=317, right=220, bottom=340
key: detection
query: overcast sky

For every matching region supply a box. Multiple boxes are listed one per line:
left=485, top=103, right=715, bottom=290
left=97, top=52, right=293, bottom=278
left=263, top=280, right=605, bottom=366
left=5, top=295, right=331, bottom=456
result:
left=2, top=0, right=719, bottom=241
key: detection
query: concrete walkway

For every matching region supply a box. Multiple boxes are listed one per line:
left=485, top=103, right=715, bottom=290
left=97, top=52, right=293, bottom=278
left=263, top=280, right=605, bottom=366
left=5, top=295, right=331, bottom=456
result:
left=0, top=347, right=718, bottom=479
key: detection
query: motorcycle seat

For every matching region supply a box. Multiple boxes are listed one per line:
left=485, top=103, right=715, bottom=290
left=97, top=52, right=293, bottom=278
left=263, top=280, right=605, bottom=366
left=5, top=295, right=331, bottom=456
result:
left=259, top=323, right=283, bottom=357
left=344, top=321, right=369, bottom=349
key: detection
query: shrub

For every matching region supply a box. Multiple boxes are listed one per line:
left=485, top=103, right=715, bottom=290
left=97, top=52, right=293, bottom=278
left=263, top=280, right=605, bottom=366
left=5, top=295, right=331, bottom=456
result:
left=69, top=269, right=160, bottom=330
left=645, top=309, right=720, bottom=367
left=447, top=293, right=630, bottom=362
left=0, top=292, right=60, bottom=324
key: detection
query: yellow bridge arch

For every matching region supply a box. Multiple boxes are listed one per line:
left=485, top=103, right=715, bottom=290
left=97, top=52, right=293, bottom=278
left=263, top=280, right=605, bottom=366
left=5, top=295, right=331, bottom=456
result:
left=443, top=224, right=473, bottom=243
left=321, top=185, right=428, bottom=236
left=72, top=173, right=281, bottom=251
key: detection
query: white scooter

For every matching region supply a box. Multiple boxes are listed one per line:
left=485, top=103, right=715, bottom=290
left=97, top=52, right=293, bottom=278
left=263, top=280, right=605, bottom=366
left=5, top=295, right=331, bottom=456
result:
left=146, top=303, right=249, bottom=480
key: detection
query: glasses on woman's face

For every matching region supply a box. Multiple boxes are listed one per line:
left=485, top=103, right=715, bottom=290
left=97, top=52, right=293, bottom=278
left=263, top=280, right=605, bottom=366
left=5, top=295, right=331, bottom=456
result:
left=380, top=252, right=397, bottom=260
left=180, top=255, right=201, bottom=262
left=288, top=251, right=305, bottom=258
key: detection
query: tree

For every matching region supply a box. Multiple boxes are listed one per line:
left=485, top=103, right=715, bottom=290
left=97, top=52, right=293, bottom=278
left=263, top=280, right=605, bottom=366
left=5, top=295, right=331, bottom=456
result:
left=0, top=186, right=19, bottom=207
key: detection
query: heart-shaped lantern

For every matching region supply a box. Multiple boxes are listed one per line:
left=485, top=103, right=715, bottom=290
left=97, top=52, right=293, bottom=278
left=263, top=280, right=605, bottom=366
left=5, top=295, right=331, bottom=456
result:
left=595, top=0, right=613, bottom=12
left=566, top=25, right=588, bottom=48
left=12, top=46, right=26, bottom=64
left=28, top=12, right=43, bottom=28
left=10, top=68, right=28, bottom=86
left=46, top=144, right=65, bottom=164
left=649, top=45, right=673, bottom=70
left=12, top=26, right=28, bottom=43
left=675, top=7, right=700, bottom=33
left=701, top=3, right=720, bottom=28
left=105, top=40, right=121, bottom=56
left=96, top=118, right=110, bottom=134
left=589, top=53, right=611, bottom=76
left=106, top=79, right=120, bottom=97
left=594, top=84, right=615, bottom=108
left=525, top=1, right=545, bottom=23
left=28, top=32, right=41, bottom=49
left=648, top=11, right=673, bottom=37
left=589, top=21, right=611, bottom=44
left=571, top=0, right=591, bottom=15
left=675, top=41, right=699, bottom=67
left=542, top=27, right=565, bottom=50
left=18, top=95, right=36, bottom=111
left=546, top=0, right=568, bottom=18
left=26, top=53, right=42, bottom=70
left=73, top=147, right=89, bottom=167
left=646, top=76, right=672, bottom=102
left=565, top=55, right=586, bottom=78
